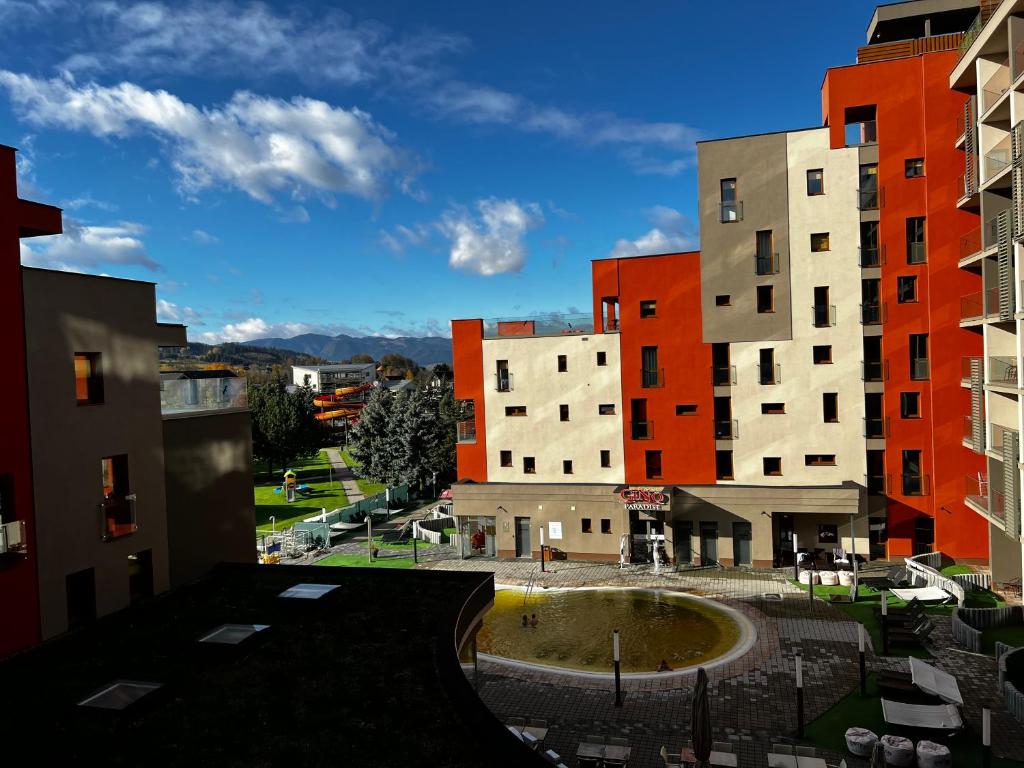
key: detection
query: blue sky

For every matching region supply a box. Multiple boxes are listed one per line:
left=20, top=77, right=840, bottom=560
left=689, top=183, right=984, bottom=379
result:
left=2, top=0, right=879, bottom=342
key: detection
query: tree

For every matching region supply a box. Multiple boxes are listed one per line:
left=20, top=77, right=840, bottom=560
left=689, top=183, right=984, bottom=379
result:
left=401, top=388, right=438, bottom=491
left=249, top=382, right=321, bottom=476
left=350, top=353, right=375, bottom=364
left=349, top=386, right=392, bottom=481
left=379, top=353, right=419, bottom=379
left=427, top=383, right=460, bottom=482
left=432, top=363, right=453, bottom=381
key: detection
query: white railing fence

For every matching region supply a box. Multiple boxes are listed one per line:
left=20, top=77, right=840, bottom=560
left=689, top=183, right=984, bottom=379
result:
left=905, top=552, right=966, bottom=606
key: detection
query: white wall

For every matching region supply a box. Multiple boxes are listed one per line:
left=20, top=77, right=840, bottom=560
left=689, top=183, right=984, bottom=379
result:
left=481, top=333, right=624, bottom=483
left=728, top=129, right=867, bottom=485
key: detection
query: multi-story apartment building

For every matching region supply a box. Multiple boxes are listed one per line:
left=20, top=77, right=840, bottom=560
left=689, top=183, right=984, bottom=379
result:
left=292, top=363, right=376, bottom=395
left=451, top=0, right=1009, bottom=575
left=951, top=0, right=1024, bottom=584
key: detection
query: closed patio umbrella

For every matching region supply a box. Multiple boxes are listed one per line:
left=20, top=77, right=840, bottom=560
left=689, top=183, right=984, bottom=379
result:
left=869, top=740, right=885, bottom=768
left=691, top=667, right=712, bottom=766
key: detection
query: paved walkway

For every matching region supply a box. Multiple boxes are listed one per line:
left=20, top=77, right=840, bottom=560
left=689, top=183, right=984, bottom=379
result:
left=325, top=448, right=363, bottom=503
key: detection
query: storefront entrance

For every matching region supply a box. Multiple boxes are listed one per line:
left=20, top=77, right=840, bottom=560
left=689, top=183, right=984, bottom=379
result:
left=629, top=511, right=663, bottom=563
left=514, top=516, right=532, bottom=558
left=461, top=516, right=496, bottom=558
left=732, top=522, right=752, bottom=567
left=673, top=521, right=692, bottom=566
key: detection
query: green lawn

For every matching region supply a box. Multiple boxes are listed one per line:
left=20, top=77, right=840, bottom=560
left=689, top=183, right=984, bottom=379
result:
left=983, top=624, right=1024, bottom=653
left=804, top=674, right=1024, bottom=768
left=941, top=564, right=975, bottom=577
left=340, top=446, right=387, bottom=496
left=254, top=479, right=348, bottom=532
left=252, top=449, right=338, bottom=484
left=314, top=553, right=414, bottom=569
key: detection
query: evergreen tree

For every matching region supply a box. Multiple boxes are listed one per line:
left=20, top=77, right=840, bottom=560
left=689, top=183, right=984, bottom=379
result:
left=249, top=381, right=320, bottom=476
left=382, top=388, right=411, bottom=485
left=350, top=386, right=392, bottom=480
left=402, top=388, right=438, bottom=492
left=427, top=383, right=460, bottom=482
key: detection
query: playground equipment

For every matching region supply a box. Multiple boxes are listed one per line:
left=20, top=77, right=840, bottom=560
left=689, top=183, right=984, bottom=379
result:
left=272, top=469, right=312, bottom=502
left=313, top=381, right=375, bottom=422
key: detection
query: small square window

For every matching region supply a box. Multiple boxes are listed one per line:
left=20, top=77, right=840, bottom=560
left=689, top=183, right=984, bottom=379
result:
left=562, top=460, right=573, bottom=475
left=715, top=295, right=731, bottom=306
left=500, top=450, right=512, bottom=467
left=756, top=285, right=774, bottom=313
left=763, top=457, right=782, bottom=476
left=761, top=402, right=785, bottom=414
left=806, top=169, right=824, bottom=195
left=900, top=392, right=921, bottom=419
left=897, top=275, right=918, bottom=303
left=676, top=404, right=698, bottom=415
left=596, top=351, right=607, bottom=366
left=905, top=158, right=924, bottom=178
left=813, top=345, right=833, bottom=364
left=598, top=403, right=616, bottom=415
left=523, top=457, right=536, bottom=474
left=75, top=353, right=104, bottom=405
left=600, top=449, right=611, bottom=468
left=805, top=454, right=836, bottom=466
left=640, top=300, right=657, bottom=318
left=559, top=404, right=569, bottom=422
left=810, top=233, right=830, bottom=252
left=557, top=354, right=567, bottom=372
left=600, top=518, right=612, bottom=534
left=505, top=405, right=527, bottom=417
left=581, top=518, right=592, bottom=534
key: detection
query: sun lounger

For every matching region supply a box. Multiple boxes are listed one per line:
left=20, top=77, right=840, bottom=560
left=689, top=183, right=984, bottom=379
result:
left=909, top=657, right=963, bottom=705
left=880, top=699, right=962, bottom=730
left=890, top=586, right=953, bottom=603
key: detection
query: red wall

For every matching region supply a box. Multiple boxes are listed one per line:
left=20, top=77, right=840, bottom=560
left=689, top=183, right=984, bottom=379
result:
left=451, top=319, right=488, bottom=482
left=823, top=54, right=988, bottom=561
left=593, top=252, right=718, bottom=485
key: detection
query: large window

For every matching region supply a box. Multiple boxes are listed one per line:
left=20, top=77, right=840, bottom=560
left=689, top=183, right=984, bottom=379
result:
left=720, top=178, right=740, bottom=222
left=860, top=221, right=880, bottom=267
left=641, top=346, right=662, bottom=388
left=823, top=393, right=839, bottom=423
left=909, top=334, right=929, bottom=380
left=758, top=348, right=778, bottom=385
left=906, top=217, right=926, bottom=264
left=100, top=455, right=135, bottom=540
left=74, top=352, right=104, bottom=405
left=755, top=230, right=776, bottom=275
left=858, top=163, right=879, bottom=209
left=806, top=169, right=824, bottom=196
left=645, top=450, right=663, bottom=479
left=715, top=450, right=734, bottom=481
left=902, top=449, right=925, bottom=496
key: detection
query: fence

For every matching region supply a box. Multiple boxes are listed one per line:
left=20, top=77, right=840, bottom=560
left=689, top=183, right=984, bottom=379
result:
left=999, top=645, right=1024, bottom=722
left=952, top=572, right=992, bottom=591
left=905, top=552, right=966, bottom=606
left=414, top=515, right=456, bottom=545
left=952, top=605, right=1024, bottom=653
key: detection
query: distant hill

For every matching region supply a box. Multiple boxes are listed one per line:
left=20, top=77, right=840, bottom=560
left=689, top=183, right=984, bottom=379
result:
left=159, top=342, right=326, bottom=368
left=243, top=333, right=453, bottom=365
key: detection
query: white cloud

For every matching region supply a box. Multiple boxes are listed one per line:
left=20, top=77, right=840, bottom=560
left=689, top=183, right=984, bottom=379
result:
left=191, top=228, right=219, bottom=244
left=608, top=206, right=697, bottom=259
left=0, top=71, right=415, bottom=205
left=198, top=315, right=451, bottom=343
left=20, top=218, right=159, bottom=271
left=379, top=222, right=431, bottom=254
left=62, top=195, right=118, bottom=212
left=157, top=299, right=202, bottom=325
left=439, top=198, right=543, bottom=276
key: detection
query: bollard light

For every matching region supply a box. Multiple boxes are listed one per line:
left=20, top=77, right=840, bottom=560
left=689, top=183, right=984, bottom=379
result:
left=612, top=629, right=623, bottom=707
left=795, top=653, right=805, bottom=737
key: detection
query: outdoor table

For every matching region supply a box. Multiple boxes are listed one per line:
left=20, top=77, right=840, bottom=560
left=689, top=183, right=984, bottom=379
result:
left=369, top=507, right=390, bottom=521
left=523, top=725, right=549, bottom=743
left=604, top=744, right=631, bottom=763
left=576, top=742, right=604, bottom=761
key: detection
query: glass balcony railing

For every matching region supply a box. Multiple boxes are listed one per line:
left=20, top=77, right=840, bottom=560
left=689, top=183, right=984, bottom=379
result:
left=711, top=365, right=736, bottom=386
left=861, top=303, right=886, bottom=325
left=960, top=227, right=982, bottom=260
left=160, top=376, right=247, bottom=415
left=482, top=313, right=594, bottom=339
left=984, top=214, right=1002, bottom=249
left=857, top=186, right=882, bottom=210
left=630, top=420, right=654, bottom=440
left=758, top=363, right=781, bottom=385
left=754, top=252, right=779, bottom=275
left=0, top=520, right=26, bottom=555
left=991, top=423, right=1018, bottom=452
left=642, top=368, right=665, bottom=389
left=812, top=304, right=837, bottom=328
left=862, top=359, right=886, bottom=382
left=865, top=473, right=886, bottom=494
left=961, top=292, right=984, bottom=321
left=963, top=415, right=976, bottom=442
left=720, top=201, right=743, bottom=223
left=981, top=60, right=1011, bottom=113
left=845, top=120, right=877, bottom=147
left=714, top=419, right=739, bottom=440
left=456, top=419, right=477, bottom=444
left=900, top=473, right=930, bottom=497
left=863, top=417, right=887, bottom=439
left=910, top=358, right=930, bottom=381
left=495, top=372, right=513, bottom=392
left=985, top=135, right=1012, bottom=178
left=907, top=241, right=927, bottom=264
left=989, top=356, right=1019, bottom=386
left=100, top=494, right=137, bottom=541
left=859, top=245, right=883, bottom=268
left=985, top=287, right=1004, bottom=317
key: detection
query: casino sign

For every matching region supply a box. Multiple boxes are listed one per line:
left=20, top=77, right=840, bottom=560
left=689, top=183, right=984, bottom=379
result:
left=619, top=487, right=669, bottom=512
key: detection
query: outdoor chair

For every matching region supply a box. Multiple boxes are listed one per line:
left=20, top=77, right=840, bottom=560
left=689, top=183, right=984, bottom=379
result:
left=585, top=735, right=605, bottom=745
left=659, top=745, right=683, bottom=768
left=712, top=741, right=733, bottom=753
left=529, top=718, right=549, bottom=729
left=578, top=758, right=601, bottom=768
left=608, top=737, right=629, bottom=747
left=796, top=746, right=817, bottom=757
left=771, top=744, right=793, bottom=755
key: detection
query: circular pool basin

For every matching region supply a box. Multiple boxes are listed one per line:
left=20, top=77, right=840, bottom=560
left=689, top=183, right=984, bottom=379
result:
left=476, top=587, right=753, bottom=678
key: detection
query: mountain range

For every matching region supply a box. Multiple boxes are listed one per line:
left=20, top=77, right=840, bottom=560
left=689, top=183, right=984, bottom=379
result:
left=243, top=333, right=453, bottom=365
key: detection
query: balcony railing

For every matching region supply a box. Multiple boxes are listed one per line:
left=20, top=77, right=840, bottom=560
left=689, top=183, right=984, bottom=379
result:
left=961, top=292, right=984, bottom=321
left=456, top=419, right=477, bottom=444
left=985, top=135, right=1011, bottom=178
left=712, top=365, right=736, bottom=386
left=100, top=494, right=137, bottom=541
left=960, top=226, right=983, bottom=260
left=605, top=318, right=620, bottom=332
left=860, top=302, right=886, bottom=325
left=812, top=304, right=837, bottom=328
left=965, top=473, right=1004, bottom=520
left=857, top=186, right=883, bottom=210
left=907, top=241, right=927, bottom=264
left=755, top=252, right=779, bottom=275
left=911, top=358, right=930, bottom=381
left=989, top=356, right=1018, bottom=386
left=859, top=245, right=884, bottom=267
left=958, top=1, right=1009, bottom=63
left=630, top=420, right=654, bottom=440
left=720, top=201, right=743, bottom=223
left=956, top=113, right=966, bottom=140
left=984, top=214, right=1001, bottom=249
left=991, top=423, right=1018, bottom=452
left=160, top=376, right=248, bottom=415
left=981, top=59, right=1011, bottom=113
left=963, top=415, right=976, bottom=442
left=482, top=313, right=594, bottom=339
left=0, top=520, right=26, bottom=555
left=985, top=287, right=1004, bottom=318
left=714, top=419, right=739, bottom=440
left=758, top=363, right=781, bottom=385
left=495, top=372, right=513, bottom=392
left=863, top=417, right=888, bottom=439
left=845, top=120, right=877, bottom=146
left=962, top=356, right=982, bottom=383
left=897, top=473, right=931, bottom=497
left=641, top=368, right=665, bottom=389
left=862, top=359, right=887, bottom=382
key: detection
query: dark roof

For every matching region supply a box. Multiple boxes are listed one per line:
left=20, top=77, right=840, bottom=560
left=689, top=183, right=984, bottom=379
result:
left=0, top=563, right=541, bottom=767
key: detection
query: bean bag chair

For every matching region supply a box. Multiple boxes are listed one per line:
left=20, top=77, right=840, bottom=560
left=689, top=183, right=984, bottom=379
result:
left=845, top=727, right=878, bottom=756
left=838, top=571, right=855, bottom=586
left=820, top=571, right=839, bottom=586
left=881, top=734, right=914, bottom=767
left=915, top=740, right=951, bottom=768
left=799, top=571, right=821, bottom=585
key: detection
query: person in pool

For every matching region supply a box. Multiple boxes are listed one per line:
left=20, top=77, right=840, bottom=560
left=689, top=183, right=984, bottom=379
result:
left=529, top=614, right=538, bottom=627
left=521, top=615, right=529, bottom=627
left=656, top=659, right=673, bottom=672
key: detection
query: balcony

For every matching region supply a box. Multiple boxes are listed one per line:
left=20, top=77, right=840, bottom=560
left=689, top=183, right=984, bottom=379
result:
left=758, top=363, right=781, bottom=385
left=961, top=292, right=984, bottom=322
left=605, top=318, right=620, bottom=332
left=863, top=417, right=888, bottom=439
left=630, top=420, right=654, bottom=440
left=641, top=368, right=664, bottom=389
left=963, top=415, right=977, bottom=443
left=965, top=473, right=1004, bottom=521
left=482, top=313, right=594, bottom=339
left=100, top=494, right=137, bottom=541
left=960, top=226, right=983, bottom=262
left=984, top=135, right=1011, bottom=179
left=714, top=419, right=739, bottom=440
left=456, top=419, right=477, bottom=444
left=754, top=252, right=779, bottom=276
left=0, top=520, right=26, bottom=555
left=985, top=286, right=1006, bottom=318
left=907, top=242, right=927, bottom=265
left=812, top=304, right=837, bottom=328
left=962, top=356, right=983, bottom=384
left=981, top=59, right=1010, bottom=113
left=957, top=1, right=1008, bottom=63
left=991, top=423, right=1018, bottom=452
left=712, top=365, right=736, bottom=386
left=862, top=359, right=887, bottom=382
left=160, top=376, right=248, bottom=416
left=845, top=119, right=877, bottom=147
left=859, top=245, right=884, bottom=268
left=860, top=302, right=886, bottom=326
left=857, top=186, right=883, bottom=210
left=495, top=372, right=513, bottom=392
left=910, top=358, right=930, bottom=381
left=988, top=356, right=1018, bottom=387
left=983, top=213, right=1002, bottom=250
left=720, top=201, right=743, bottom=223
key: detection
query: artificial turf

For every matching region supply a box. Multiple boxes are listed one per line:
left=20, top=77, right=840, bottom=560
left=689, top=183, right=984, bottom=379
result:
left=251, top=448, right=337, bottom=483
left=254, top=479, right=349, bottom=532
left=314, top=553, right=415, bottom=569
left=983, top=624, right=1024, bottom=654
left=340, top=446, right=387, bottom=496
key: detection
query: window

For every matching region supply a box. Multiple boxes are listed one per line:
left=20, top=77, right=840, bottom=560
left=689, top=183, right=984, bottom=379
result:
left=496, top=359, right=511, bottom=392
left=100, top=454, right=134, bottom=540
left=581, top=518, right=592, bottom=534
left=906, top=217, right=926, bottom=263
left=640, top=300, right=657, bottom=318
left=557, top=354, right=567, bottom=373
left=641, top=346, right=661, bottom=387
left=598, top=403, right=616, bottom=415
left=499, top=450, right=512, bottom=467
left=563, top=460, right=573, bottom=475
left=645, top=450, right=663, bottom=479
left=755, top=230, right=776, bottom=274
left=897, top=276, right=918, bottom=303
left=559, top=404, right=569, bottom=422
left=761, top=403, right=785, bottom=414
left=909, top=334, right=929, bottom=380
left=806, top=168, right=824, bottom=195
left=805, top=454, right=837, bottom=466
left=900, top=392, right=921, bottom=419
left=523, top=457, right=536, bottom=474
left=858, top=163, right=879, bottom=209
left=715, top=294, right=731, bottom=306
left=74, top=353, right=104, bottom=405
left=596, top=351, right=607, bottom=366
left=810, top=233, right=830, bottom=252
left=600, top=449, right=611, bottom=468
left=860, top=221, right=880, bottom=266
left=813, top=286, right=832, bottom=327
left=676, top=404, right=698, bottom=415
left=902, top=449, right=924, bottom=495
left=823, top=393, right=839, bottom=423
left=716, top=450, right=734, bottom=481
left=812, top=345, right=833, bottom=365
left=720, top=178, right=740, bottom=222
left=756, top=285, right=775, bottom=313
left=601, top=518, right=612, bottom=534
left=505, top=405, right=527, bottom=417
left=905, top=158, right=924, bottom=178
left=758, top=348, right=778, bottom=385
left=762, top=457, right=782, bottom=476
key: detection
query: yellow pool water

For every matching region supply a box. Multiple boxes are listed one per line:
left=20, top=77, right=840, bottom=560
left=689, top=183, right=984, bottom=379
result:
left=476, top=588, right=742, bottom=674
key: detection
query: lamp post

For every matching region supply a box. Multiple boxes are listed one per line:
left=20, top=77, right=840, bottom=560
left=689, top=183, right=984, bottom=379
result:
left=539, top=525, right=546, bottom=573
left=270, top=515, right=275, bottom=533
left=982, top=707, right=992, bottom=768
left=795, top=653, right=805, bottom=737
left=613, top=629, right=623, bottom=707
left=367, top=516, right=373, bottom=563
left=793, top=532, right=800, bottom=580
left=880, top=589, right=890, bottom=656
left=858, top=624, right=867, bottom=696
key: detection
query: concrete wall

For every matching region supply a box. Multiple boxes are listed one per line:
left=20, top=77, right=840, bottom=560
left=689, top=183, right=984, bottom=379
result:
left=22, top=268, right=177, bottom=639
left=728, top=129, right=867, bottom=486
left=162, top=409, right=255, bottom=586
left=481, top=333, right=624, bottom=483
